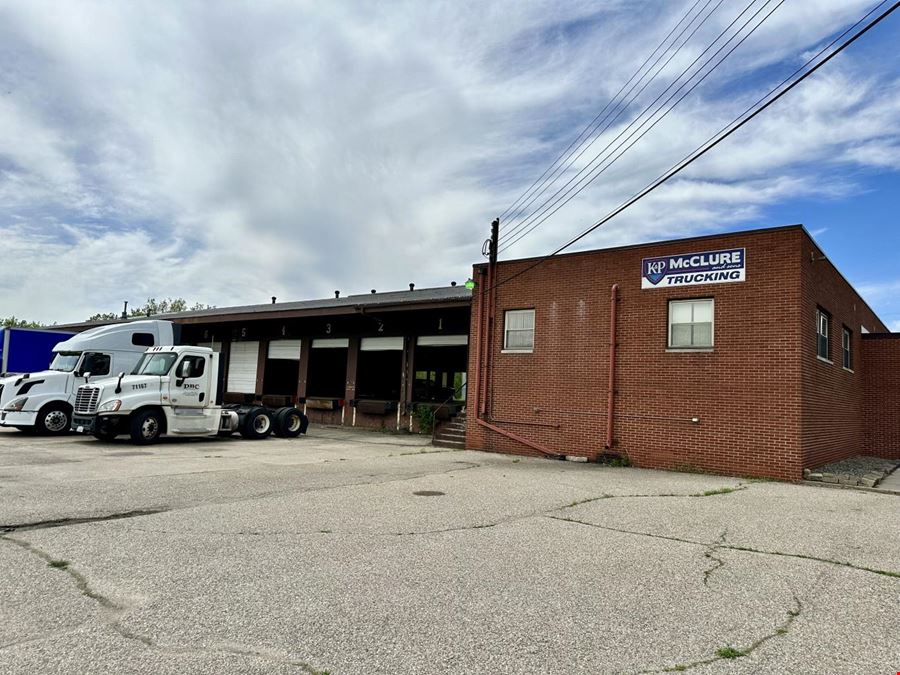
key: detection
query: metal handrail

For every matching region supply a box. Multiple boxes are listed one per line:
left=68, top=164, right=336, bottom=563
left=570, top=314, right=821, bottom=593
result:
left=428, top=381, right=467, bottom=444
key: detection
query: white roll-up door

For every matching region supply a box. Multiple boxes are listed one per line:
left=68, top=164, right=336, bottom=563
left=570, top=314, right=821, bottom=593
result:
left=361, top=337, right=403, bottom=351
left=416, top=335, right=468, bottom=346
left=268, top=339, right=302, bottom=360
left=312, top=338, right=350, bottom=349
left=227, top=341, right=259, bottom=393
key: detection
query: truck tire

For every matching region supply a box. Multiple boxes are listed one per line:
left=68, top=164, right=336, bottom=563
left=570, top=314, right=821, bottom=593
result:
left=273, top=407, right=305, bottom=438
left=130, top=409, right=163, bottom=445
left=35, top=403, right=71, bottom=436
left=239, top=407, right=273, bottom=440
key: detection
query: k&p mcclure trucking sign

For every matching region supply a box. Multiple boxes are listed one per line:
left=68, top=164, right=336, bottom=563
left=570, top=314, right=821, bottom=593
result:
left=641, top=247, right=746, bottom=289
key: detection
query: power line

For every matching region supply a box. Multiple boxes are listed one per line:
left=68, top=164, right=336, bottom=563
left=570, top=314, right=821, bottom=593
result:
left=500, top=0, right=782, bottom=253
left=497, top=0, right=707, bottom=223
left=504, top=0, right=736, bottom=239
left=486, top=0, right=899, bottom=293
left=498, top=0, right=721, bottom=231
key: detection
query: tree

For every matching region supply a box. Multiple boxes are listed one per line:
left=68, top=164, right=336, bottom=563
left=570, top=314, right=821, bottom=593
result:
left=87, top=298, right=214, bottom=322
left=1, top=316, right=44, bottom=328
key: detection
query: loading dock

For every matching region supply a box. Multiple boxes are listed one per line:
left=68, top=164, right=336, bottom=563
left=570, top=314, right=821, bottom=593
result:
left=123, top=287, right=474, bottom=431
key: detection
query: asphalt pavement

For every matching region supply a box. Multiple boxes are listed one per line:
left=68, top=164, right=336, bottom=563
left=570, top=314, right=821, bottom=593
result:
left=1, top=426, right=898, bottom=674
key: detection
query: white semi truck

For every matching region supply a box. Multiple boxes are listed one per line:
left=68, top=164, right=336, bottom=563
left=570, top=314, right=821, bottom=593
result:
left=71, top=345, right=308, bottom=444
left=0, top=320, right=175, bottom=435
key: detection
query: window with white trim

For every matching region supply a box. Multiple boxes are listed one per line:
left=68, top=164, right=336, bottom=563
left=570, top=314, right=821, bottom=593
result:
left=816, top=308, right=830, bottom=361
left=668, top=299, right=713, bottom=349
left=503, top=309, right=535, bottom=352
left=842, top=327, right=852, bottom=370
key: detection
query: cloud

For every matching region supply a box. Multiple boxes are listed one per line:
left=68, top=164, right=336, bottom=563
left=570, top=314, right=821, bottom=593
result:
left=0, top=0, right=898, bottom=323
left=857, top=280, right=900, bottom=332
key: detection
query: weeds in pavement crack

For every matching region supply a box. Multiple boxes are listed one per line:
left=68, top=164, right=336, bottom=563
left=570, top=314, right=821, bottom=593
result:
left=560, top=485, right=747, bottom=511
left=702, top=530, right=727, bottom=587
left=652, top=595, right=803, bottom=673
left=547, top=516, right=900, bottom=581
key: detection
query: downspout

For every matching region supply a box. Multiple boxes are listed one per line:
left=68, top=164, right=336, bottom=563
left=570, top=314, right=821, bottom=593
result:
left=476, top=266, right=488, bottom=417
left=471, top=266, right=485, bottom=415
left=477, top=417, right=562, bottom=457
left=605, top=284, right=619, bottom=449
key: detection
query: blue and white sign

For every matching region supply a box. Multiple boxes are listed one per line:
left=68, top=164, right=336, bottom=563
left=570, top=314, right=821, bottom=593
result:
left=641, top=247, right=746, bottom=289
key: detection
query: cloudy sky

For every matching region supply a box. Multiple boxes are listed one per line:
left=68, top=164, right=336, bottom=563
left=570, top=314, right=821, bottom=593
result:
left=1, top=0, right=898, bottom=328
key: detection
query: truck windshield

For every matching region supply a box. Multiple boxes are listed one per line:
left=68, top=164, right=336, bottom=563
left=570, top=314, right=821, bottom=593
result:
left=49, top=352, right=82, bottom=372
left=132, top=353, right=178, bottom=376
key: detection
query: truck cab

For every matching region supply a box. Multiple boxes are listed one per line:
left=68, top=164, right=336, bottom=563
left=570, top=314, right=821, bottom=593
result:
left=0, top=320, right=174, bottom=435
left=72, top=345, right=307, bottom=444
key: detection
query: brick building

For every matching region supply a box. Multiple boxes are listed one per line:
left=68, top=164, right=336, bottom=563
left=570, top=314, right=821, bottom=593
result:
left=465, top=225, right=899, bottom=480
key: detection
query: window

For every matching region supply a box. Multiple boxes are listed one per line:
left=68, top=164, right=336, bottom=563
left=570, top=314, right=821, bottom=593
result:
left=132, top=352, right=177, bottom=376
left=132, top=332, right=155, bottom=347
left=503, top=309, right=535, bottom=352
left=668, top=299, right=713, bottom=349
left=177, top=355, right=206, bottom=379
left=816, top=309, right=830, bottom=361
left=842, top=327, right=852, bottom=371
left=80, top=352, right=111, bottom=377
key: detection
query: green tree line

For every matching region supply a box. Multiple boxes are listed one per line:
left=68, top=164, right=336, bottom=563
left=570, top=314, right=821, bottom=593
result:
left=2, top=297, right=214, bottom=328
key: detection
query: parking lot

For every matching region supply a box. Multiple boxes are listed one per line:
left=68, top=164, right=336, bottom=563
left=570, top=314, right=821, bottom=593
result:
left=1, top=427, right=898, bottom=674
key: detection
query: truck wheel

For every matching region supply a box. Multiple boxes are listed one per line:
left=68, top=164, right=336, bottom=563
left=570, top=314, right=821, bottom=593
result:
left=36, top=403, right=71, bottom=436
left=130, top=409, right=163, bottom=445
left=239, top=407, right=272, bottom=440
left=273, top=407, right=305, bottom=438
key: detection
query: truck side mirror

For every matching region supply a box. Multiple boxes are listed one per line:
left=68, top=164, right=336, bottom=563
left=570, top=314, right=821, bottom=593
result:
left=83, top=372, right=92, bottom=383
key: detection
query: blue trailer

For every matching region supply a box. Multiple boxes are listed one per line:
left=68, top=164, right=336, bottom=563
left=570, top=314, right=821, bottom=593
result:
left=0, top=327, right=77, bottom=375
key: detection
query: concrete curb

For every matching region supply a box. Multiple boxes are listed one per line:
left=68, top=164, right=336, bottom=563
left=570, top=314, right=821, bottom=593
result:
left=800, top=479, right=900, bottom=497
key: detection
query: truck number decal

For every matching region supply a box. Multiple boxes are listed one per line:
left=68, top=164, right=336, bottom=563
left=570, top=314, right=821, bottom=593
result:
left=131, top=383, right=148, bottom=390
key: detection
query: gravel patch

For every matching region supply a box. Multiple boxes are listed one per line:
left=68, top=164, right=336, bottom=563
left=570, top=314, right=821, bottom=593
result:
left=804, top=456, right=900, bottom=487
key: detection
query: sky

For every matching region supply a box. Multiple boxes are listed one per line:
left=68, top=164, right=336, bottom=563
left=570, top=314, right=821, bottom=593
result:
left=0, top=0, right=898, bottom=329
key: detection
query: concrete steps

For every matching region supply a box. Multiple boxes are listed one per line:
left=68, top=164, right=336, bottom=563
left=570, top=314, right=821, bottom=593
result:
left=433, top=414, right=467, bottom=449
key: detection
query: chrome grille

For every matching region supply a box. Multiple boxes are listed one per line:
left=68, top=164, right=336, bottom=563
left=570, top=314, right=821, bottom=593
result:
left=74, top=386, right=101, bottom=414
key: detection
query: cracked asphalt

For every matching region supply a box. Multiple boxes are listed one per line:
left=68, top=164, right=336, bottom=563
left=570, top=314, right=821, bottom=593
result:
left=1, top=427, right=898, bottom=674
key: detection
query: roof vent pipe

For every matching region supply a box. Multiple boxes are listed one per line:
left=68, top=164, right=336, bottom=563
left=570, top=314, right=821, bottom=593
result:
left=409, top=283, right=415, bottom=291
left=371, top=289, right=376, bottom=294
left=451, top=281, right=457, bottom=287
left=271, top=296, right=276, bottom=304
left=335, top=290, right=340, bottom=298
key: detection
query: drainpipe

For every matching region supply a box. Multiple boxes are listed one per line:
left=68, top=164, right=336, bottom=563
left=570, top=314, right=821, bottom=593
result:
left=475, top=266, right=487, bottom=417
left=476, top=417, right=562, bottom=457
left=605, top=284, right=619, bottom=449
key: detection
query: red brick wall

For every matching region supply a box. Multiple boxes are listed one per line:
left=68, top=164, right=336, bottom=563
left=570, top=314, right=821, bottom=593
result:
left=862, top=335, right=900, bottom=459
left=799, top=231, right=887, bottom=469
left=467, top=226, right=808, bottom=479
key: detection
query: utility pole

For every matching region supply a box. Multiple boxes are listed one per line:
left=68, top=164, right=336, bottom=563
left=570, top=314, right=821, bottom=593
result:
left=489, top=217, right=499, bottom=268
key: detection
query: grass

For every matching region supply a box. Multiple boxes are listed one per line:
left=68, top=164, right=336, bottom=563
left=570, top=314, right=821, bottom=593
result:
left=48, top=559, right=70, bottom=569
left=716, top=646, right=747, bottom=659
left=691, top=486, right=743, bottom=497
